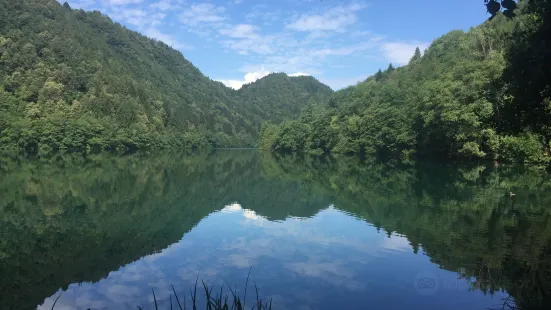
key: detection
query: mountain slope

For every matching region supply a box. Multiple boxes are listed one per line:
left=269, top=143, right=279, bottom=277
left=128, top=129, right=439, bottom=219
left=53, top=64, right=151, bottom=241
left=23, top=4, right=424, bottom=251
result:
left=0, top=0, right=332, bottom=152
left=236, top=73, right=333, bottom=125
left=259, top=2, right=550, bottom=163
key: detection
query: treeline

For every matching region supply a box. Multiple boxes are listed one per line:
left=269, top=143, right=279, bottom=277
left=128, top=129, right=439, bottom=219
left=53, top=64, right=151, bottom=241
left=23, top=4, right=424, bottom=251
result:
left=260, top=1, right=551, bottom=163
left=0, top=0, right=332, bottom=153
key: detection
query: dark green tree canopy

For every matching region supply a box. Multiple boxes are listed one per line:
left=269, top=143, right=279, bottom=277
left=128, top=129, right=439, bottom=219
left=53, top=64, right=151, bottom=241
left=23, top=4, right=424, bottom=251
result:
left=260, top=0, right=551, bottom=163
left=409, top=47, right=422, bottom=64
left=485, top=0, right=519, bottom=19
left=0, top=0, right=333, bottom=153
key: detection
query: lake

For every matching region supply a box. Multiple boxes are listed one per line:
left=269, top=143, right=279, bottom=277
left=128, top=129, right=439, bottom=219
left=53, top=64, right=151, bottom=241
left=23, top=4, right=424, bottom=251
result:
left=1, top=150, right=550, bottom=310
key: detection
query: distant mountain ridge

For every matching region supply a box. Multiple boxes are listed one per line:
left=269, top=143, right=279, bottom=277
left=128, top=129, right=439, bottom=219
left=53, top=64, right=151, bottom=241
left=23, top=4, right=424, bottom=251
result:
left=0, top=0, right=332, bottom=152
left=236, top=73, right=333, bottom=125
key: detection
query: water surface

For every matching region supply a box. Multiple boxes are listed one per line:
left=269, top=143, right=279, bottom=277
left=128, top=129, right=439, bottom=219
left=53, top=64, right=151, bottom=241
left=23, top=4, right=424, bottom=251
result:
left=1, top=150, right=550, bottom=309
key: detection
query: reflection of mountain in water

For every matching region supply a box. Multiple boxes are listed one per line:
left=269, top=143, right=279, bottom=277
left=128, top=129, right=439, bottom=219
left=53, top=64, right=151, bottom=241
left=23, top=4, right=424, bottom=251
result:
left=0, top=150, right=328, bottom=310
left=261, top=154, right=551, bottom=310
left=1, top=151, right=550, bottom=309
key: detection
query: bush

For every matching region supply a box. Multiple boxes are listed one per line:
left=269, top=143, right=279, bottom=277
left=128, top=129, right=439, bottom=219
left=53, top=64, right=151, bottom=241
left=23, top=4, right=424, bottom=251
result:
left=499, top=133, right=549, bottom=163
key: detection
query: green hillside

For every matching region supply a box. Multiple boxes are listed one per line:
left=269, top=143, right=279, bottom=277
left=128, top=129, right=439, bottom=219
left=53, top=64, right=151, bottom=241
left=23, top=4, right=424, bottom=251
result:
left=0, top=0, right=332, bottom=152
left=236, top=73, right=333, bottom=125
left=260, top=1, right=551, bottom=163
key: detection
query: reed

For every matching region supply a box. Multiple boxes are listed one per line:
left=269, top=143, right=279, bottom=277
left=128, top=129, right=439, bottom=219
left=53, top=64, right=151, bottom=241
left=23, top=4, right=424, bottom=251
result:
left=51, top=269, right=272, bottom=310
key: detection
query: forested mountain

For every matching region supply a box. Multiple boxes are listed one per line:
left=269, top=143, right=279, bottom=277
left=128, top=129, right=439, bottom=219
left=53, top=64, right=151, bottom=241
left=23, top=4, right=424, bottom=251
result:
left=236, top=73, right=333, bottom=125
left=260, top=0, right=551, bottom=163
left=0, top=0, right=332, bottom=153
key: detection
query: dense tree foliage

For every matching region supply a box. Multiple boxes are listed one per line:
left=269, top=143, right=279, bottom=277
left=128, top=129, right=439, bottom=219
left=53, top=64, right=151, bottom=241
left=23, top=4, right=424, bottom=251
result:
left=486, top=0, right=519, bottom=19
left=236, top=73, right=333, bottom=126
left=0, top=0, right=332, bottom=153
left=260, top=1, right=551, bottom=163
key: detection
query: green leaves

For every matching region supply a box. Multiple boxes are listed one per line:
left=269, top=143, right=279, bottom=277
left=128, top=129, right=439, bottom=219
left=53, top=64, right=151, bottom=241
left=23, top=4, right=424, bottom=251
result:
left=0, top=0, right=332, bottom=153
left=261, top=1, right=549, bottom=163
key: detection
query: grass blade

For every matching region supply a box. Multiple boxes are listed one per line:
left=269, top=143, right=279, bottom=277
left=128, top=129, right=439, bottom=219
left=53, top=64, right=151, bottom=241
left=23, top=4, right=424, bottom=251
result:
left=254, top=281, right=260, bottom=310
left=50, top=292, right=63, bottom=310
left=192, top=274, right=199, bottom=310
left=152, top=289, right=159, bottom=310
left=172, top=285, right=184, bottom=310
left=202, top=280, right=212, bottom=310
left=243, top=266, right=252, bottom=308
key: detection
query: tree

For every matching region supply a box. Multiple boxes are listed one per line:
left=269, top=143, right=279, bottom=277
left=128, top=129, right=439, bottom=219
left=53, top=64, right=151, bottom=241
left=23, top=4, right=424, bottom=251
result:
left=0, top=0, right=333, bottom=152
left=485, top=0, right=519, bottom=19
left=259, top=3, right=550, bottom=163
left=374, top=69, right=384, bottom=82
left=409, top=47, right=422, bottom=64
left=500, top=0, right=551, bottom=145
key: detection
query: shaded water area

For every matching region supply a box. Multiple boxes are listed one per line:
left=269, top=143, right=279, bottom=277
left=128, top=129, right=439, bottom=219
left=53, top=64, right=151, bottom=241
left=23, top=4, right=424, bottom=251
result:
left=1, top=150, right=550, bottom=310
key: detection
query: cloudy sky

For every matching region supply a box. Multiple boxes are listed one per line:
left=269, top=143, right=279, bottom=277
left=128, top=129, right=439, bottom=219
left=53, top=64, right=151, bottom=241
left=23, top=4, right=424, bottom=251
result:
left=63, top=0, right=490, bottom=89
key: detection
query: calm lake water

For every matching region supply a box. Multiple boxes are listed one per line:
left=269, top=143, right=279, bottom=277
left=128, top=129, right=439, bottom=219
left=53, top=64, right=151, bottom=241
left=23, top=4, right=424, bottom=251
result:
left=1, top=150, right=550, bottom=310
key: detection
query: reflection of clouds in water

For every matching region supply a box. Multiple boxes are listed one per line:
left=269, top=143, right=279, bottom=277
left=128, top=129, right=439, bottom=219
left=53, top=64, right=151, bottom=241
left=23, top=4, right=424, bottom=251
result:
left=222, top=203, right=243, bottom=212
left=219, top=236, right=282, bottom=269
left=177, top=266, right=221, bottom=284
left=222, top=206, right=414, bottom=292
left=243, top=209, right=261, bottom=220
left=104, top=284, right=141, bottom=303
left=285, top=261, right=353, bottom=278
left=225, top=254, right=255, bottom=268
left=222, top=203, right=268, bottom=221
left=38, top=203, right=414, bottom=309
left=284, top=260, right=366, bottom=291
left=381, top=233, right=412, bottom=252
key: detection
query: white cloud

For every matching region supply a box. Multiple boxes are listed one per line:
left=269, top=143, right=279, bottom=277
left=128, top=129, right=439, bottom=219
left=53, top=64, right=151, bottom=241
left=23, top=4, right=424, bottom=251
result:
left=287, top=3, right=367, bottom=32
left=217, top=70, right=310, bottom=90
left=221, top=38, right=274, bottom=55
left=179, top=3, right=226, bottom=26
left=237, top=37, right=380, bottom=81
left=381, top=42, right=430, bottom=65
left=218, top=24, right=279, bottom=55
left=71, top=1, right=167, bottom=28
left=319, top=75, right=369, bottom=90
left=217, top=71, right=271, bottom=89
left=244, top=5, right=282, bottom=24
left=149, top=0, right=179, bottom=11
left=219, top=24, right=256, bottom=38
left=311, top=42, right=377, bottom=57
left=105, top=0, right=144, bottom=5
left=144, top=28, right=187, bottom=50
left=289, top=72, right=309, bottom=77
left=65, top=0, right=433, bottom=93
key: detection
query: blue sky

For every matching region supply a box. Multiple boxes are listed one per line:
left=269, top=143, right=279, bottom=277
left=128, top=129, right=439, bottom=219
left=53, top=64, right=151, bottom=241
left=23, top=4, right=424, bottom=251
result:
left=64, top=0, right=490, bottom=89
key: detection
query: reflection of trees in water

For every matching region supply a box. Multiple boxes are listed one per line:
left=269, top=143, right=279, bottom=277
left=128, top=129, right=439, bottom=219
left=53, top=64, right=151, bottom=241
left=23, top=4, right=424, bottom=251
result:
left=0, top=150, right=329, bottom=309
left=1, top=151, right=550, bottom=309
left=260, top=153, right=551, bottom=310
left=0, top=150, right=258, bottom=309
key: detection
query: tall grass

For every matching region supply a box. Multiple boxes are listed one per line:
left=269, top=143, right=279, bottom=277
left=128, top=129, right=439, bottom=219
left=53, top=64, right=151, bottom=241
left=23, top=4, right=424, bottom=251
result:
left=136, top=272, right=272, bottom=310
left=52, top=268, right=272, bottom=310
